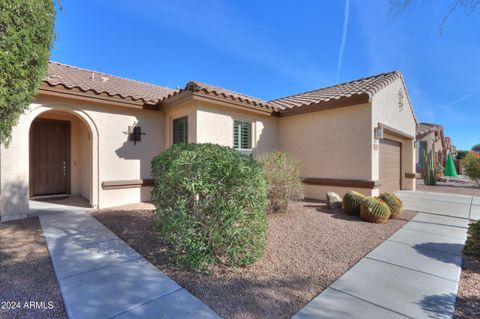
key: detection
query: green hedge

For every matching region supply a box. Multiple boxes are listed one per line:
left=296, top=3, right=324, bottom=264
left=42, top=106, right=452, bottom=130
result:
left=151, top=143, right=267, bottom=270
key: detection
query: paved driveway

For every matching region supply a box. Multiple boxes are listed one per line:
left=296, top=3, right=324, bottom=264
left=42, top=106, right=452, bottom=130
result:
left=294, top=191, right=474, bottom=319
left=396, top=190, right=478, bottom=220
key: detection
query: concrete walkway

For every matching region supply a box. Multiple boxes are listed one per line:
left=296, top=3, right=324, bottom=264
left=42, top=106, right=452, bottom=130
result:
left=294, top=191, right=476, bottom=319
left=39, top=203, right=219, bottom=319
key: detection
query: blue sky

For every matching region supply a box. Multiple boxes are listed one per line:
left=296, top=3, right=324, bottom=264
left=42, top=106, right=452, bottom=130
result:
left=51, top=0, right=479, bottom=150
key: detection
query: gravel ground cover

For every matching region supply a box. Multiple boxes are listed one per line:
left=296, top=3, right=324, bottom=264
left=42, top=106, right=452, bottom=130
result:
left=455, top=255, right=480, bottom=319
left=416, top=177, right=480, bottom=196
left=91, top=201, right=415, bottom=319
left=0, top=217, right=67, bottom=319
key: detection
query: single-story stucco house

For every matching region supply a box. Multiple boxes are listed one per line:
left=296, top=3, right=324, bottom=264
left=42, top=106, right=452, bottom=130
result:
left=416, top=122, right=445, bottom=175
left=0, top=62, right=417, bottom=221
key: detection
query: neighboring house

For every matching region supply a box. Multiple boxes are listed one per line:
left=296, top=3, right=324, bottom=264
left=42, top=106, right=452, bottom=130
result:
left=443, top=136, right=457, bottom=159
left=416, top=123, right=445, bottom=175
left=0, top=62, right=417, bottom=221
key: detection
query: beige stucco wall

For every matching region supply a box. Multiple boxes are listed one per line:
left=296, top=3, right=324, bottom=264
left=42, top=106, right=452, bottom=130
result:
left=195, top=103, right=278, bottom=157
left=0, top=95, right=164, bottom=220
left=371, top=79, right=417, bottom=192
left=162, top=99, right=278, bottom=156
left=304, top=185, right=375, bottom=199
left=163, top=100, right=197, bottom=147
left=277, top=103, right=372, bottom=199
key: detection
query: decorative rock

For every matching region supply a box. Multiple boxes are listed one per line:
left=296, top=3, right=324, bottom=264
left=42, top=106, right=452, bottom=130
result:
left=326, top=192, right=342, bottom=209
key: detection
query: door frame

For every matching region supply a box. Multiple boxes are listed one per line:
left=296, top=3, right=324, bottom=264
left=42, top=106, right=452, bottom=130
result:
left=29, top=118, right=71, bottom=197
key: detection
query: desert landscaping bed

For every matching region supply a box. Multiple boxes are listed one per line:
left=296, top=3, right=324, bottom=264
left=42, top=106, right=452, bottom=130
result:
left=91, top=200, right=415, bottom=318
left=416, top=178, right=480, bottom=196
left=455, top=254, right=480, bottom=319
left=0, top=217, right=67, bottom=319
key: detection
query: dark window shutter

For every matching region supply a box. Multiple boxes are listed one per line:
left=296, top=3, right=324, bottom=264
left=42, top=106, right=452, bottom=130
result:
left=173, top=117, right=188, bottom=144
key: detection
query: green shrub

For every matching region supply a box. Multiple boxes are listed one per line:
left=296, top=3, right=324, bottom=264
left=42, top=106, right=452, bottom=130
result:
left=151, top=143, right=267, bottom=271
left=379, top=192, right=403, bottom=219
left=360, top=197, right=391, bottom=224
left=342, top=191, right=365, bottom=215
left=258, top=152, right=303, bottom=213
left=463, top=154, right=480, bottom=186
left=464, top=220, right=480, bottom=257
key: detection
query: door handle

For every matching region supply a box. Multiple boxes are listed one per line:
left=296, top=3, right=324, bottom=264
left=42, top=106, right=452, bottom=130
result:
left=63, top=161, right=67, bottom=176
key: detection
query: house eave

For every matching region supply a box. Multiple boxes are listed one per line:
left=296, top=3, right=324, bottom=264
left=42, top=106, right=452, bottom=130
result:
left=158, top=90, right=276, bottom=116
left=278, top=93, right=370, bottom=117
left=38, top=83, right=158, bottom=110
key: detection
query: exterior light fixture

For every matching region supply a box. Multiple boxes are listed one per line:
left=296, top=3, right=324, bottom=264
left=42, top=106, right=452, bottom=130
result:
left=128, top=126, right=146, bottom=145
left=374, top=127, right=384, bottom=140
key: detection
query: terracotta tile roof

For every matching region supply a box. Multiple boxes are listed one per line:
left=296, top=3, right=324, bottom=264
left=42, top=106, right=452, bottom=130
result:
left=416, top=122, right=443, bottom=136
left=44, top=62, right=174, bottom=103
left=270, top=71, right=403, bottom=110
left=161, top=80, right=275, bottom=109
left=43, top=63, right=416, bottom=122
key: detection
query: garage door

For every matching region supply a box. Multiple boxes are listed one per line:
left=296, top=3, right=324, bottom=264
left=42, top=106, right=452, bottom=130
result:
left=379, top=139, right=401, bottom=193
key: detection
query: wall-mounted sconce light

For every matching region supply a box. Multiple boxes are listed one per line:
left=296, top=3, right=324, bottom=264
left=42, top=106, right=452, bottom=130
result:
left=374, top=127, right=384, bottom=140
left=128, top=126, right=146, bottom=145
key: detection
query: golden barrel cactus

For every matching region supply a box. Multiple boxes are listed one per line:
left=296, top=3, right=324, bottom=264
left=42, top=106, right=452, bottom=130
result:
left=360, top=197, right=391, bottom=223
left=342, top=191, right=365, bottom=215
left=379, top=192, right=403, bottom=219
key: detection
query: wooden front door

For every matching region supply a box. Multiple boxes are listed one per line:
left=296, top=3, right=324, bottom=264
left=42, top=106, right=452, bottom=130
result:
left=30, top=119, right=70, bottom=196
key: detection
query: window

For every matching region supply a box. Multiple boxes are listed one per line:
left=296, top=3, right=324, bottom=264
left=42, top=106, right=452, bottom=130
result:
left=173, top=116, right=188, bottom=144
left=233, top=120, right=252, bottom=150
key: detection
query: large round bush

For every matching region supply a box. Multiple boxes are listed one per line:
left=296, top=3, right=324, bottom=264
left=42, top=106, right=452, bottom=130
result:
left=151, top=143, right=267, bottom=270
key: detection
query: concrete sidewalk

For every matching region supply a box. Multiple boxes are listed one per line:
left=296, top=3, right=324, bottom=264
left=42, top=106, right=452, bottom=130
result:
left=39, top=205, right=219, bottom=319
left=294, top=191, right=473, bottom=319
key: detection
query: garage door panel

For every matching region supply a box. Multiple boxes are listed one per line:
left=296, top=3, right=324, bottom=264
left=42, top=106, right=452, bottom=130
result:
left=379, top=139, right=401, bottom=193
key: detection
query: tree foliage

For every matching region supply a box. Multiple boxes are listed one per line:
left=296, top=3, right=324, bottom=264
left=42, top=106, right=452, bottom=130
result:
left=0, top=0, right=56, bottom=144
left=391, top=0, right=479, bottom=32
left=472, top=143, right=480, bottom=153
left=456, top=150, right=469, bottom=159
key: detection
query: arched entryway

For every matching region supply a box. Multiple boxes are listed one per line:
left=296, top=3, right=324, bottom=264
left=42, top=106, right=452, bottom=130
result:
left=27, top=107, right=98, bottom=208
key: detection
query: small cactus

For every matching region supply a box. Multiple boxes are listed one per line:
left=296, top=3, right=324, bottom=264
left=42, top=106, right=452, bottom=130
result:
left=379, top=192, right=403, bottom=219
left=343, top=191, right=365, bottom=215
left=360, top=197, right=391, bottom=223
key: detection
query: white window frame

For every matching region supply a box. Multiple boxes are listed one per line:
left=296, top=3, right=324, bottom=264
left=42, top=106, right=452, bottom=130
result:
left=233, top=119, right=253, bottom=155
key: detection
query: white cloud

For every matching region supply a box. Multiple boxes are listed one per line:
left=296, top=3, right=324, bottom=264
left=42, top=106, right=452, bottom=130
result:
left=336, top=0, right=350, bottom=83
